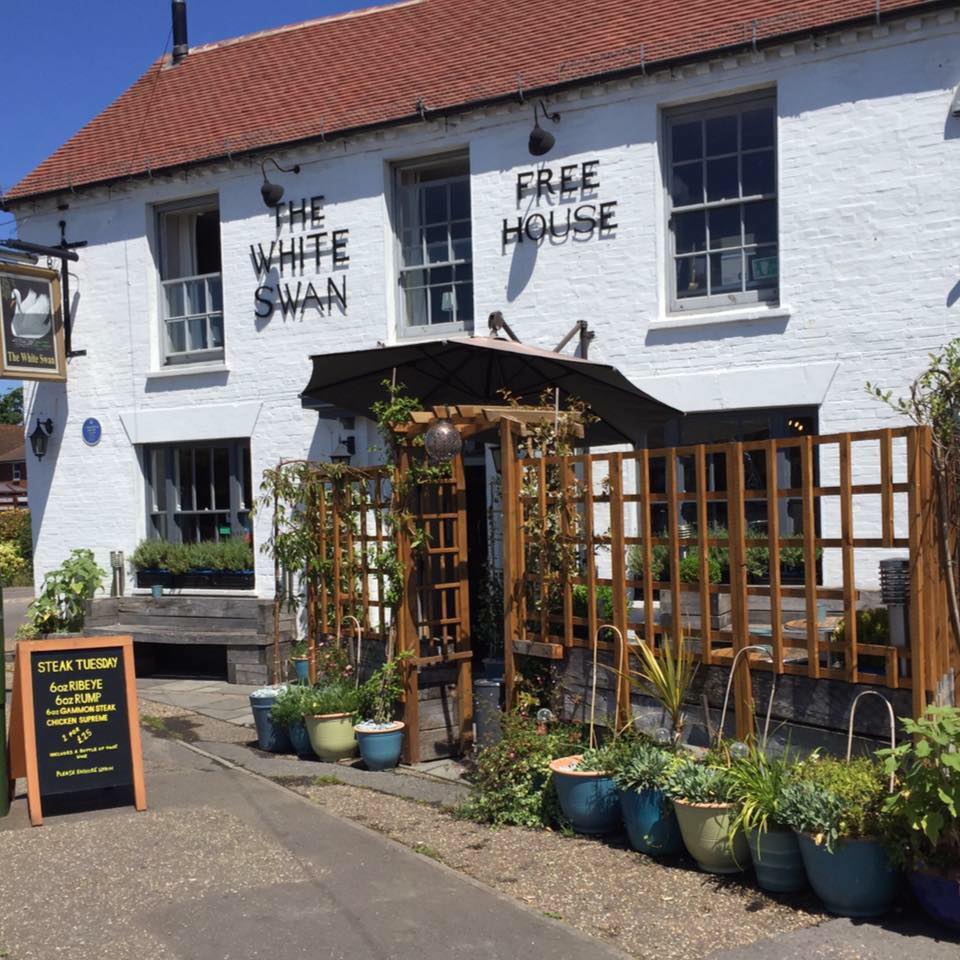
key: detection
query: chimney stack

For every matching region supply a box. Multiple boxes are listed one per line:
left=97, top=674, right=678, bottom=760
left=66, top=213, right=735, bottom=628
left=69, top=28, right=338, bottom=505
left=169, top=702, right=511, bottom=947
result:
left=172, top=0, right=188, bottom=65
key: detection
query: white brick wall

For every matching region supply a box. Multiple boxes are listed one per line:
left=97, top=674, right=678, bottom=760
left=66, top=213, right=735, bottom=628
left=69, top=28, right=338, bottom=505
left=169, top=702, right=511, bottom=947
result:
left=16, top=14, right=960, bottom=596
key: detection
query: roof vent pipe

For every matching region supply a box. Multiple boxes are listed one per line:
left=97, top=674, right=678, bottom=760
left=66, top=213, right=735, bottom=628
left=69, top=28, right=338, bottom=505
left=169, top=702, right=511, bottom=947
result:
left=172, top=0, right=188, bottom=65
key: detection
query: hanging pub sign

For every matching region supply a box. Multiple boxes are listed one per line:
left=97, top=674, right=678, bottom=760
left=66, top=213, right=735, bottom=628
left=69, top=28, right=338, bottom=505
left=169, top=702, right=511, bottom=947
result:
left=8, top=635, right=146, bottom=826
left=0, top=262, right=67, bottom=381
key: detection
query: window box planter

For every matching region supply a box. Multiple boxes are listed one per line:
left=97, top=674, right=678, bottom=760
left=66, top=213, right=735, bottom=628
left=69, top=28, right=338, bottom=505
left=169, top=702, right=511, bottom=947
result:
left=136, top=568, right=255, bottom=590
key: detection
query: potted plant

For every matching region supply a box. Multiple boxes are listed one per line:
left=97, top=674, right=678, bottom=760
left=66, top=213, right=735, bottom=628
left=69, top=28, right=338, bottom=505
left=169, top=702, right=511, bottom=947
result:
left=248, top=684, right=292, bottom=753
left=132, top=538, right=255, bottom=590
left=612, top=740, right=684, bottom=856
left=879, top=706, right=960, bottom=930
left=550, top=744, right=621, bottom=835
left=626, top=543, right=668, bottom=601
left=304, top=681, right=361, bottom=761
left=663, top=755, right=749, bottom=874
left=728, top=747, right=807, bottom=892
left=780, top=755, right=898, bottom=917
left=269, top=683, right=315, bottom=758
left=289, top=640, right=311, bottom=683
left=354, top=652, right=411, bottom=770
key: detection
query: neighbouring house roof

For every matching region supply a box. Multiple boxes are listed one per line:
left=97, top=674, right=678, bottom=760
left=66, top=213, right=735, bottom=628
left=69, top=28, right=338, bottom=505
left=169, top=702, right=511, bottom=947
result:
left=3, top=0, right=940, bottom=204
left=0, top=425, right=25, bottom=462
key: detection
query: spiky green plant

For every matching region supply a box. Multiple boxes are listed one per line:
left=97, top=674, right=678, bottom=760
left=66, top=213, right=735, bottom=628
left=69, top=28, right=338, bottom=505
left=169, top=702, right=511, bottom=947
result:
left=728, top=747, right=797, bottom=853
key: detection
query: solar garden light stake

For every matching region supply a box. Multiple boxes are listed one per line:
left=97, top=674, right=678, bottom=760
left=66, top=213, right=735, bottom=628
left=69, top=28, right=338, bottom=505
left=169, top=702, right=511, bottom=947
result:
left=717, top=644, right=779, bottom=751
left=846, top=689, right=896, bottom=793
left=341, top=615, right=363, bottom=688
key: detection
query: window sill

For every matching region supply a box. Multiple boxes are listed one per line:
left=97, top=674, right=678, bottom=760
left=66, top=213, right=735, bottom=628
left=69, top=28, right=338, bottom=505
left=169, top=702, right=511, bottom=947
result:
left=651, top=305, right=791, bottom=331
left=145, top=363, right=230, bottom=381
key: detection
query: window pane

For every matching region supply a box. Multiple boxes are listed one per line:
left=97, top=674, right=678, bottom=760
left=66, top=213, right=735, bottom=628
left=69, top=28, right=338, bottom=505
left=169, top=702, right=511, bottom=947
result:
left=425, top=225, right=448, bottom=264
left=195, top=447, right=212, bottom=510
left=213, top=447, right=230, bottom=509
left=705, top=114, right=737, bottom=156
left=242, top=445, right=252, bottom=511
left=209, top=276, right=223, bottom=312
left=431, top=285, right=456, bottom=323
left=746, top=245, right=779, bottom=290
left=184, top=279, right=206, bottom=315
left=451, top=221, right=471, bottom=261
left=187, top=317, right=208, bottom=352
left=456, top=283, right=474, bottom=323
left=674, top=211, right=705, bottom=254
left=209, top=315, right=224, bottom=349
left=167, top=320, right=186, bottom=354
left=402, top=232, right=424, bottom=268
left=404, top=286, right=428, bottom=326
left=672, top=120, right=702, bottom=162
left=742, top=150, right=775, bottom=196
left=710, top=250, right=743, bottom=293
left=671, top=162, right=703, bottom=207
left=676, top=256, right=707, bottom=298
left=423, top=185, right=448, bottom=224
left=744, top=200, right=777, bottom=246
left=152, top=450, right=167, bottom=511
left=178, top=448, right=194, bottom=510
left=706, top=156, right=738, bottom=202
left=708, top=205, right=741, bottom=250
left=195, top=209, right=221, bottom=275
left=742, top=107, right=774, bottom=150
left=450, top=181, right=470, bottom=220
left=164, top=282, right=185, bottom=319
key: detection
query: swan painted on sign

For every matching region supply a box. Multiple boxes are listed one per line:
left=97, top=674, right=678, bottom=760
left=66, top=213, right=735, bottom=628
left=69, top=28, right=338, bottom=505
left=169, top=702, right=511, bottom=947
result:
left=8, top=286, right=52, bottom=340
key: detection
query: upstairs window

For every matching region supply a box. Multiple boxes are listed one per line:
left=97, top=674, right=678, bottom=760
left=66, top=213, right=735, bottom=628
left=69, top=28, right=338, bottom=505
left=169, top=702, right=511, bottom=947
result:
left=157, top=197, right=223, bottom=364
left=665, top=93, right=778, bottom=312
left=395, top=154, right=473, bottom=335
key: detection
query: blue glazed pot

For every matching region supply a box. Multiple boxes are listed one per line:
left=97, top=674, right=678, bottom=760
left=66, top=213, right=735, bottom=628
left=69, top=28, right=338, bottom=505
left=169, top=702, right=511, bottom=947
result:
left=796, top=833, right=898, bottom=917
left=354, top=722, right=405, bottom=771
left=291, top=658, right=310, bottom=683
left=909, top=869, right=960, bottom=931
left=287, top=719, right=315, bottom=758
left=249, top=692, right=292, bottom=753
left=747, top=826, right=807, bottom=893
left=550, top=756, right=621, bottom=835
left=620, top=787, right=684, bottom=856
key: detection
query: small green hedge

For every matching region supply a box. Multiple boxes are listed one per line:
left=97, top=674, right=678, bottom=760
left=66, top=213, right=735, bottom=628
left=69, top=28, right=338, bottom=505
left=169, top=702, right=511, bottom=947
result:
left=131, top=538, right=254, bottom=573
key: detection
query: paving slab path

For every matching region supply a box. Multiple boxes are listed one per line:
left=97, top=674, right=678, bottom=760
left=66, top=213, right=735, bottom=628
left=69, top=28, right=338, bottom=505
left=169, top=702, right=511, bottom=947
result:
left=0, top=731, right=629, bottom=960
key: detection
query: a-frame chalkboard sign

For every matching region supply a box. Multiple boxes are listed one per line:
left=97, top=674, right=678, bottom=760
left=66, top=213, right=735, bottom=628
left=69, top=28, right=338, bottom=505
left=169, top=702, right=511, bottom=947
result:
left=8, top=635, right=146, bottom=826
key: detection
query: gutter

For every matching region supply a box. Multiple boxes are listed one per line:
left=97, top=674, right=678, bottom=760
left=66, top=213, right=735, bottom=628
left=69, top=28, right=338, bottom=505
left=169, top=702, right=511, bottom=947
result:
left=2, top=0, right=955, bottom=210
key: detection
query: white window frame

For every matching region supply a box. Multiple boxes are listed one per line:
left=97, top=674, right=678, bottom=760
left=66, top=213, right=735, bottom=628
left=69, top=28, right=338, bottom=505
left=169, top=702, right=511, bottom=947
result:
left=155, top=196, right=224, bottom=366
left=12, top=462, right=21, bottom=482
left=664, top=91, right=779, bottom=314
left=393, top=153, right=473, bottom=337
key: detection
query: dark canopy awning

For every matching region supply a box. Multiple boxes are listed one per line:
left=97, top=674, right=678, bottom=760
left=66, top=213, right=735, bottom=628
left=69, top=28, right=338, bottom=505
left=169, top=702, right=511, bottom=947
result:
left=301, top=336, right=678, bottom=445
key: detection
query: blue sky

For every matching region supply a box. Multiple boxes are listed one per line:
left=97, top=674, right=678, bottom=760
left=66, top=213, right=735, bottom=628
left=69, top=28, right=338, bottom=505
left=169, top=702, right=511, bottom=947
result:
left=0, top=1, right=370, bottom=398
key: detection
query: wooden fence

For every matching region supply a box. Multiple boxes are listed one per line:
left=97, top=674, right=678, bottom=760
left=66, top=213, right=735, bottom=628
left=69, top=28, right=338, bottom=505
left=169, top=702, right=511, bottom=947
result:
left=504, top=424, right=959, bottom=734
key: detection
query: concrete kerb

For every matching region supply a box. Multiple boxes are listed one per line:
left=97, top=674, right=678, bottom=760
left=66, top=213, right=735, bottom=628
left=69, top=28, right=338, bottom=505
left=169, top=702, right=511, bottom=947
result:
left=167, top=735, right=633, bottom=960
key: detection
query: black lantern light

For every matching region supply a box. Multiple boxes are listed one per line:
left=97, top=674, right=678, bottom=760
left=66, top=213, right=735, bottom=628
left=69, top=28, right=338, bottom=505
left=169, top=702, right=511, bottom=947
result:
left=424, top=419, right=462, bottom=463
left=29, top=417, right=53, bottom=460
left=331, top=435, right=355, bottom=465
left=260, top=157, right=301, bottom=208
left=528, top=100, right=560, bottom=157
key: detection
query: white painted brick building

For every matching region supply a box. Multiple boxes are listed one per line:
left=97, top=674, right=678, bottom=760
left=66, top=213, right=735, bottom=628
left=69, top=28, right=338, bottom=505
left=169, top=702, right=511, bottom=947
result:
left=5, top=2, right=960, bottom=602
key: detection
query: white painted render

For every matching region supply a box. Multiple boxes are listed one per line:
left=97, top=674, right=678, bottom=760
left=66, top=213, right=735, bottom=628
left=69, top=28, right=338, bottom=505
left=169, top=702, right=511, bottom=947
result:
left=13, top=12, right=960, bottom=596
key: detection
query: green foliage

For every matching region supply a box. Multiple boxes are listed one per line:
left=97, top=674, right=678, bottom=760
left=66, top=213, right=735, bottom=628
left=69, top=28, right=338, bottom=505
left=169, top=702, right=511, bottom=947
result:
left=458, top=715, right=585, bottom=829
left=611, top=740, right=679, bottom=793
left=302, top=681, right=362, bottom=716
left=779, top=755, right=889, bottom=852
left=131, top=538, right=254, bottom=573
left=314, top=636, right=355, bottom=685
left=0, top=541, right=26, bottom=586
left=0, top=387, right=23, bottom=425
left=662, top=755, right=737, bottom=804
left=289, top=640, right=309, bottom=658
left=357, top=651, right=413, bottom=724
left=678, top=549, right=723, bottom=584
left=472, top=561, right=504, bottom=660
left=627, top=544, right=669, bottom=583
left=728, top=747, right=796, bottom=837
left=0, top=508, right=32, bottom=560
left=269, top=684, right=314, bottom=728
left=571, top=583, right=620, bottom=621
left=574, top=744, right=617, bottom=773
left=27, top=549, right=106, bottom=634
left=831, top=608, right=890, bottom=645
left=879, top=706, right=960, bottom=871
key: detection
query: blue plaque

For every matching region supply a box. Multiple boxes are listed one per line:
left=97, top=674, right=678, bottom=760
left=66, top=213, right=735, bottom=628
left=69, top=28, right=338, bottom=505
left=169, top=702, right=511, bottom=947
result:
left=82, top=417, right=102, bottom=446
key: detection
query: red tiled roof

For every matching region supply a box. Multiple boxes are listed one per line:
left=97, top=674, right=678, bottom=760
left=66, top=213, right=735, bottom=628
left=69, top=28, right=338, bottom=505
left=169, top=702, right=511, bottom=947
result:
left=0, top=425, right=24, bottom=461
left=4, top=0, right=938, bottom=202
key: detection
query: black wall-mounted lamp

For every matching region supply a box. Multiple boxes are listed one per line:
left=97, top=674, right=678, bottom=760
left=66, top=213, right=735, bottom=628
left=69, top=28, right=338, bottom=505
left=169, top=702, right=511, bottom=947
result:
left=29, top=417, right=53, bottom=460
left=331, top=435, right=355, bottom=465
left=260, top=157, right=301, bottom=208
left=529, top=100, right=560, bottom=157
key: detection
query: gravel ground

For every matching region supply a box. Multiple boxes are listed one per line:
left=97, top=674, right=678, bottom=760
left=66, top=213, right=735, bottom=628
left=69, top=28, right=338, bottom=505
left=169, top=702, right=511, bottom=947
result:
left=291, top=779, right=827, bottom=960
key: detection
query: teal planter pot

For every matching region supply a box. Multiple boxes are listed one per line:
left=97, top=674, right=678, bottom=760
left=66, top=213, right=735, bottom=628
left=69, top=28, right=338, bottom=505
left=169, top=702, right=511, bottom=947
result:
left=909, top=869, right=960, bottom=931
left=550, top=756, right=621, bottom=835
left=796, top=833, right=898, bottom=917
left=287, top=720, right=315, bottom=758
left=290, top=658, right=310, bottom=683
left=249, top=691, right=292, bottom=753
left=747, top=826, right=807, bottom=893
left=354, top=721, right=405, bottom=770
left=620, top=788, right=684, bottom=856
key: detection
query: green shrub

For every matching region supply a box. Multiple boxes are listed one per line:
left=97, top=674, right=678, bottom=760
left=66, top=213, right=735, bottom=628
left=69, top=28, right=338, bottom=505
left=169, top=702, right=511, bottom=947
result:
left=302, top=681, right=361, bottom=716
left=27, top=549, right=106, bottom=635
left=0, top=508, right=32, bottom=559
left=779, top=755, right=889, bottom=852
left=0, top=541, right=26, bottom=586
left=662, top=755, right=736, bottom=804
left=878, top=706, right=960, bottom=871
left=356, top=651, right=412, bottom=724
left=611, top=740, right=678, bottom=793
left=289, top=639, right=309, bottom=659
left=131, top=538, right=254, bottom=573
left=678, top=549, right=723, bottom=584
left=831, top=608, right=890, bottom=645
left=627, top=544, right=669, bottom=583
left=270, top=684, right=314, bottom=728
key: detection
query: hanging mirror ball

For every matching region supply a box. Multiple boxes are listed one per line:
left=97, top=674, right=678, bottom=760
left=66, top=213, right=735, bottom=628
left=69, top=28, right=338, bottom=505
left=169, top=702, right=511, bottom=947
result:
left=424, top=419, right=462, bottom=463
left=729, top=740, right=751, bottom=760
